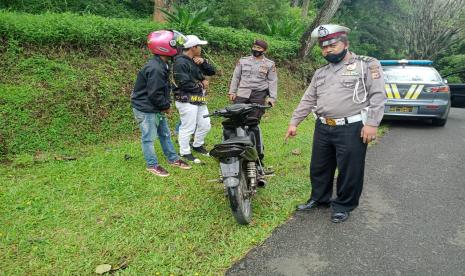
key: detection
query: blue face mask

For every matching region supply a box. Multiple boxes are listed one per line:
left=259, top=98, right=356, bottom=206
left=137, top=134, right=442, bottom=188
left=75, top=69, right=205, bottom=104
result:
left=324, top=48, right=347, bottom=63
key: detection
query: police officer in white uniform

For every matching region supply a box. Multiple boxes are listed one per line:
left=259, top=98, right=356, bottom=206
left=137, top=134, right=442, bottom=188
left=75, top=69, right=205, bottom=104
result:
left=285, top=24, right=386, bottom=223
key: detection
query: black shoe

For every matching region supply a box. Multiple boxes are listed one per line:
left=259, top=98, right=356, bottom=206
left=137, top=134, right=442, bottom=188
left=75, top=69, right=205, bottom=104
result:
left=181, top=154, right=201, bottom=164
left=296, top=199, right=330, bottom=211
left=192, top=145, right=209, bottom=156
left=331, top=211, right=350, bottom=223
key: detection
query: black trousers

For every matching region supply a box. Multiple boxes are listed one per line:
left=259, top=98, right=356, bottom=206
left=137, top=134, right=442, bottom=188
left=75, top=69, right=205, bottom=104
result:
left=310, top=120, right=367, bottom=212
left=233, top=89, right=268, bottom=120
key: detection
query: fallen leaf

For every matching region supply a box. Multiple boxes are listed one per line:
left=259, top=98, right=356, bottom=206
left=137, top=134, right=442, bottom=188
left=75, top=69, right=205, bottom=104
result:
left=110, top=257, right=129, bottom=272
left=95, top=264, right=112, bottom=274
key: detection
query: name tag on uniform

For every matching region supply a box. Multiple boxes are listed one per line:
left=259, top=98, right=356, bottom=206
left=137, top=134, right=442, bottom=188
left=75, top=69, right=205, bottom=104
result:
left=342, top=71, right=359, bottom=76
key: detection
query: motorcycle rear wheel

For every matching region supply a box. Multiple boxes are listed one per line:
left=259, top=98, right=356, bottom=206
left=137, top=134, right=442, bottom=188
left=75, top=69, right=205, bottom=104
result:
left=227, top=166, right=252, bottom=225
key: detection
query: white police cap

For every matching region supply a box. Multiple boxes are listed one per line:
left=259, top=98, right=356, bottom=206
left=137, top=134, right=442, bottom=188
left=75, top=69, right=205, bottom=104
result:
left=311, top=24, right=350, bottom=46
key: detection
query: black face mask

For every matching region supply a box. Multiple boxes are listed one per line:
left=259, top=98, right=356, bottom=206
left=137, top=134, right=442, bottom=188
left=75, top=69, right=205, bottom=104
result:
left=324, top=48, right=347, bottom=63
left=252, top=49, right=264, bottom=57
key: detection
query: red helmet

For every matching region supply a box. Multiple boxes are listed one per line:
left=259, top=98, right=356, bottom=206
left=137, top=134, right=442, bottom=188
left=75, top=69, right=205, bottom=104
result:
left=147, top=30, right=187, bottom=56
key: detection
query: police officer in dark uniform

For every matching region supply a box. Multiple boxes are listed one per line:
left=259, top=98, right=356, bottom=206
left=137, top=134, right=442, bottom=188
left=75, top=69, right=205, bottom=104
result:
left=285, top=24, right=386, bottom=223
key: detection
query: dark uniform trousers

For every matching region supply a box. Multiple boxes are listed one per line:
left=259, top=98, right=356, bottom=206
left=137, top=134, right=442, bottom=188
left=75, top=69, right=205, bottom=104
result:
left=310, top=120, right=367, bottom=212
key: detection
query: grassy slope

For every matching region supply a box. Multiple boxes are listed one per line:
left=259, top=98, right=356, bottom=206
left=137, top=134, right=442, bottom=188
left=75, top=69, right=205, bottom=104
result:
left=0, top=46, right=319, bottom=274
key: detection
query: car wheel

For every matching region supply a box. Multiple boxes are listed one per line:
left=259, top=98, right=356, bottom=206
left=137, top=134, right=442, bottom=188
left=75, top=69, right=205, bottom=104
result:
left=432, top=117, right=447, bottom=126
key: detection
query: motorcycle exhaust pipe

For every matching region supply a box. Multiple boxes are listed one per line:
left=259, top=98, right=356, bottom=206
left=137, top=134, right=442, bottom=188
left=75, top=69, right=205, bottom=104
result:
left=257, top=179, right=267, bottom=187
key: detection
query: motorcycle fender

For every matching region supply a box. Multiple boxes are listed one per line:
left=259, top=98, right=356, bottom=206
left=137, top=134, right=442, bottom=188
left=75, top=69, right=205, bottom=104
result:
left=219, top=157, right=240, bottom=178
left=223, top=176, right=240, bottom=188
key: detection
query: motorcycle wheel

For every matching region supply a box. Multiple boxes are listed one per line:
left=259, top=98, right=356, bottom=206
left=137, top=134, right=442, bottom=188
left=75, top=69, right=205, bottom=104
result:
left=227, top=164, right=252, bottom=225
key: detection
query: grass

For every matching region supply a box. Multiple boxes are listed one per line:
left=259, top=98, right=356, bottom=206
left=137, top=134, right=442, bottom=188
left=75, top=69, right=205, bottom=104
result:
left=0, top=99, right=315, bottom=275
left=0, top=47, right=319, bottom=274
left=0, top=43, right=388, bottom=275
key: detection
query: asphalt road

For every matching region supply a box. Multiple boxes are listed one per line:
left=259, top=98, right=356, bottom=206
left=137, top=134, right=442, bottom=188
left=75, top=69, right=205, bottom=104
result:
left=227, top=108, right=465, bottom=276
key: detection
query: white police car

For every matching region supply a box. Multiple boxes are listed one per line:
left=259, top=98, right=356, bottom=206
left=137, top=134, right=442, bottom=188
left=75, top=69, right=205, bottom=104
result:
left=381, top=59, right=450, bottom=126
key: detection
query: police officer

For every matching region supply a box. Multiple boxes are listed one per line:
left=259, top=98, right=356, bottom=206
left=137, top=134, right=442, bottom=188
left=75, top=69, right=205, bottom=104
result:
left=228, top=39, right=278, bottom=170
left=285, top=25, right=386, bottom=223
left=229, top=39, right=278, bottom=116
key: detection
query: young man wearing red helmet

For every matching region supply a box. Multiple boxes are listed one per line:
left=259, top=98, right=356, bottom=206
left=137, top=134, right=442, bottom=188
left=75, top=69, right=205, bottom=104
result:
left=131, top=30, right=191, bottom=177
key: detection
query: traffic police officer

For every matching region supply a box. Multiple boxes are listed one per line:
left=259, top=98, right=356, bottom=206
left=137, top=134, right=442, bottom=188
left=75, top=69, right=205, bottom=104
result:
left=285, top=25, right=386, bottom=223
left=228, top=39, right=278, bottom=169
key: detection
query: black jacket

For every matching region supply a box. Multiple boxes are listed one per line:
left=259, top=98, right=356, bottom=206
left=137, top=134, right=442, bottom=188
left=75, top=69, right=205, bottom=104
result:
left=131, top=55, right=171, bottom=113
left=172, top=55, right=215, bottom=99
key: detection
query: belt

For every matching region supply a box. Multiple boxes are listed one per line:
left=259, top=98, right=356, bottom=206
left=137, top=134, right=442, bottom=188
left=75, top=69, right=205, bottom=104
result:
left=319, top=114, right=362, bottom=126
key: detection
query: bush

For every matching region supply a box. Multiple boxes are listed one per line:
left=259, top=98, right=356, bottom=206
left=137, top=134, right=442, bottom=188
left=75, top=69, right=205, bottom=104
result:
left=0, top=11, right=165, bottom=49
left=0, top=11, right=298, bottom=60
left=0, top=0, right=153, bottom=19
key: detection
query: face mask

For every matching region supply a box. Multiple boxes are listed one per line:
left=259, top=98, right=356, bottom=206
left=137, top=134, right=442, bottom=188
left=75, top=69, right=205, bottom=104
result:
left=252, top=49, right=264, bottom=57
left=324, top=48, right=347, bottom=63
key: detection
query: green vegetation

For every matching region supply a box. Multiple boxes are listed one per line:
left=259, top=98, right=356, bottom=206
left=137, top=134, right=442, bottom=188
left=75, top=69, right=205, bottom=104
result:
left=0, top=11, right=297, bottom=60
left=0, top=41, right=318, bottom=273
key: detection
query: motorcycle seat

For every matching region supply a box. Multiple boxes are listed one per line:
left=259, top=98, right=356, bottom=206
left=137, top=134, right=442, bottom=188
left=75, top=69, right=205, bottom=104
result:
left=222, top=136, right=253, bottom=146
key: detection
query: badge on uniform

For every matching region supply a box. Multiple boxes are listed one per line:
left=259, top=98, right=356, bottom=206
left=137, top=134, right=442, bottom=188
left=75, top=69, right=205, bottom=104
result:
left=259, top=65, right=268, bottom=74
left=342, top=63, right=359, bottom=76
left=369, top=65, right=381, bottom=79
left=347, top=63, right=357, bottom=71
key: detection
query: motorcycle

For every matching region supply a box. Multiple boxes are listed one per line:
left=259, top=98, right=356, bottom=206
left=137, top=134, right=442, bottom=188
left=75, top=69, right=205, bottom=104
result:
left=204, top=103, right=270, bottom=225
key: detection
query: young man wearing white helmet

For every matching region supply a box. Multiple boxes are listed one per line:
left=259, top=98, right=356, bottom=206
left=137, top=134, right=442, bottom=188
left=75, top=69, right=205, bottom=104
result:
left=173, top=35, right=216, bottom=163
left=131, top=30, right=192, bottom=177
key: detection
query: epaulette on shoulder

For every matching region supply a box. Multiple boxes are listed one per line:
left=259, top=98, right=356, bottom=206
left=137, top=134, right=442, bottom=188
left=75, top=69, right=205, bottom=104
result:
left=357, top=55, right=375, bottom=62
left=316, top=63, right=330, bottom=71
left=264, top=57, right=275, bottom=63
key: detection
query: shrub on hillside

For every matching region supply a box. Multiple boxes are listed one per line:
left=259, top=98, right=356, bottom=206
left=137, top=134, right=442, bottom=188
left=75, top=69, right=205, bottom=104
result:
left=0, top=11, right=298, bottom=60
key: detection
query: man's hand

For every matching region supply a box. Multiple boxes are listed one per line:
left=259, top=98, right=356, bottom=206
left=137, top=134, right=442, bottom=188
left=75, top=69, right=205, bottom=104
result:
left=285, top=125, right=297, bottom=143
left=266, top=98, right=276, bottom=107
left=361, top=125, right=378, bottom=144
left=228, top=93, right=237, bottom=102
left=193, top=57, right=205, bottom=65
left=201, top=79, right=209, bottom=90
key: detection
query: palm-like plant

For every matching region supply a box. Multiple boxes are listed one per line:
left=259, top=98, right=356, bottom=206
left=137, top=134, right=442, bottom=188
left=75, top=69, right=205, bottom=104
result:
left=160, top=5, right=212, bottom=33
left=265, top=18, right=304, bottom=39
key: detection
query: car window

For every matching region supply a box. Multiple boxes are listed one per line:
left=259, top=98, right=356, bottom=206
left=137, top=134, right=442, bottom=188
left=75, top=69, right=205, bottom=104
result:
left=382, top=66, right=442, bottom=83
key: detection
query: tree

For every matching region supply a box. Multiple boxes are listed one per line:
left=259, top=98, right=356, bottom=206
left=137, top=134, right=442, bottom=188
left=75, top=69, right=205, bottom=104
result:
left=402, top=0, right=465, bottom=59
left=298, top=0, right=343, bottom=59
left=301, top=0, right=310, bottom=18
left=153, top=0, right=171, bottom=22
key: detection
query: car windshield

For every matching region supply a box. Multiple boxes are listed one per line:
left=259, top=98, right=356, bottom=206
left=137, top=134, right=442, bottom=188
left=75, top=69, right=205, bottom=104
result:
left=383, top=66, right=442, bottom=84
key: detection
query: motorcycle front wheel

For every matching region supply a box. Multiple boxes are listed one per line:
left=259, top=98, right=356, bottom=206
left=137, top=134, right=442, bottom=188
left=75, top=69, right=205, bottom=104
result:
left=227, top=165, right=252, bottom=225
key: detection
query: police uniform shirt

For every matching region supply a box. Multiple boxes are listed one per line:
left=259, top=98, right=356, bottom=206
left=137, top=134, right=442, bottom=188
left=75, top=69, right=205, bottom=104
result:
left=229, top=56, right=278, bottom=100
left=290, top=53, right=386, bottom=127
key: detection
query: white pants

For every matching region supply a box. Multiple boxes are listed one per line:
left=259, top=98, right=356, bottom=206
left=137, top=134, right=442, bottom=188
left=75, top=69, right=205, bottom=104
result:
left=175, top=101, right=211, bottom=155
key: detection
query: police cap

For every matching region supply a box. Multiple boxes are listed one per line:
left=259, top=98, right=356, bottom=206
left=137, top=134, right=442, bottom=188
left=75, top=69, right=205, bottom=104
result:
left=311, top=24, right=350, bottom=47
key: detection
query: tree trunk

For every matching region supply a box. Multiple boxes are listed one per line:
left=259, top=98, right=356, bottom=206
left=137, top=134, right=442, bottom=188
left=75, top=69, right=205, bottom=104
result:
left=298, top=0, right=343, bottom=59
left=301, top=0, right=310, bottom=18
left=153, top=0, right=166, bottom=22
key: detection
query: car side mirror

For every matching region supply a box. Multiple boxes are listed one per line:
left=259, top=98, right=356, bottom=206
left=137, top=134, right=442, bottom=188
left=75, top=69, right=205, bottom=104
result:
left=444, top=79, right=448, bottom=84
